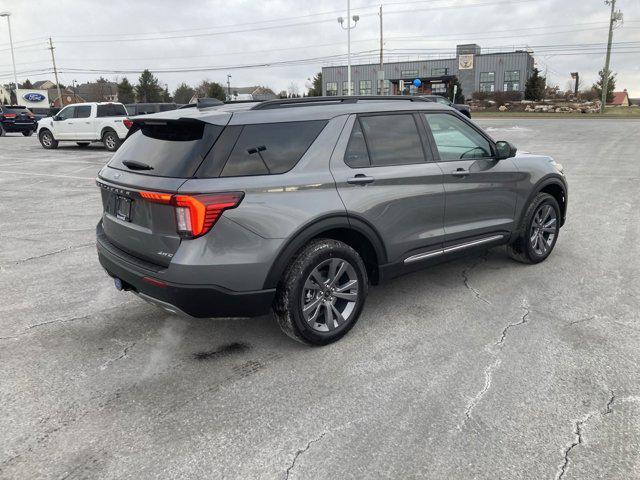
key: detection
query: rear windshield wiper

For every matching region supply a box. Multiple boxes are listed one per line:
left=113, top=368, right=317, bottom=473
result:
left=122, top=160, right=154, bottom=171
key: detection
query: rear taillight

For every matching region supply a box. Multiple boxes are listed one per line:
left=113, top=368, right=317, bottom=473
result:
left=123, top=119, right=133, bottom=129
left=139, top=191, right=243, bottom=238
left=3, top=113, right=16, bottom=119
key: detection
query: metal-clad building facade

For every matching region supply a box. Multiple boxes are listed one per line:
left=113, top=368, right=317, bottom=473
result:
left=322, top=44, right=535, bottom=98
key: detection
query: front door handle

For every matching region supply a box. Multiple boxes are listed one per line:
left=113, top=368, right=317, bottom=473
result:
left=451, top=168, right=470, bottom=177
left=347, top=174, right=375, bottom=185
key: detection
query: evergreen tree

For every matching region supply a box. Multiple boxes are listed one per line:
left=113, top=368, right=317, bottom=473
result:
left=307, top=72, right=322, bottom=96
left=117, top=77, right=135, bottom=104
left=206, top=82, right=226, bottom=101
left=447, top=77, right=464, bottom=103
left=135, top=69, right=163, bottom=102
left=592, top=69, right=616, bottom=103
left=173, top=83, right=195, bottom=104
left=22, top=79, right=34, bottom=89
left=162, top=86, right=172, bottom=102
left=524, top=68, right=546, bottom=101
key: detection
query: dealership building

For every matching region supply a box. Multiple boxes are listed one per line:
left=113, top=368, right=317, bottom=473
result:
left=321, top=44, right=535, bottom=98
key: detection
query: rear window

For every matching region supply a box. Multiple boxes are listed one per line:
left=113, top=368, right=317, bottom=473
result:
left=2, top=106, right=30, bottom=114
left=218, top=120, right=327, bottom=177
left=108, top=120, right=223, bottom=177
left=97, top=104, right=127, bottom=117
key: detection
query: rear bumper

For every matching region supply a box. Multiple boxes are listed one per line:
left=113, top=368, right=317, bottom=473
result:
left=2, top=122, right=37, bottom=132
left=96, top=230, right=275, bottom=318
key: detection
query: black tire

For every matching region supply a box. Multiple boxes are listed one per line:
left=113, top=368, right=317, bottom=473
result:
left=76, top=142, right=90, bottom=148
left=273, top=239, right=368, bottom=345
left=102, top=130, right=121, bottom=152
left=22, top=130, right=34, bottom=137
left=507, top=192, right=561, bottom=264
left=0, top=125, right=5, bottom=136
left=38, top=129, right=58, bottom=149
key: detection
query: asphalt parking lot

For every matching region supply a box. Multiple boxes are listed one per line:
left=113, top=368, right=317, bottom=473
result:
left=1, top=118, right=639, bottom=480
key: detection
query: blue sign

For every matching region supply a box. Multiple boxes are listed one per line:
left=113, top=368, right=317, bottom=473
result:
left=22, top=92, right=46, bottom=102
left=413, top=79, right=422, bottom=87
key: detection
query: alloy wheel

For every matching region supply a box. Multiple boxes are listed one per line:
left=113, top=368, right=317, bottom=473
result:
left=530, top=204, right=557, bottom=256
left=105, top=135, right=116, bottom=150
left=301, top=258, right=359, bottom=333
left=42, top=133, right=52, bottom=147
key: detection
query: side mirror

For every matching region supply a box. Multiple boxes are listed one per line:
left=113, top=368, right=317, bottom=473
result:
left=53, top=115, right=61, bottom=121
left=495, top=140, right=517, bottom=160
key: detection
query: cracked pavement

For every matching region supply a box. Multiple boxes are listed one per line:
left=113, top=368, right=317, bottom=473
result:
left=1, top=118, right=640, bottom=479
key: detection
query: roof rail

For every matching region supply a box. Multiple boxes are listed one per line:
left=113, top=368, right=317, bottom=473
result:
left=251, top=95, right=430, bottom=110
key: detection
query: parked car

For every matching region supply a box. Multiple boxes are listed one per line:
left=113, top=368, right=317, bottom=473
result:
left=96, top=96, right=567, bottom=345
left=30, top=107, right=54, bottom=123
left=420, top=94, right=472, bottom=118
left=125, top=103, right=177, bottom=116
left=37, top=102, right=131, bottom=151
left=0, top=105, right=37, bottom=136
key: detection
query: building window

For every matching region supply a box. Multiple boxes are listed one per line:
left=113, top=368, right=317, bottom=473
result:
left=359, top=80, right=372, bottom=95
left=377, top=79, right=390, bottom=95
left=479, top=72, right=495, bottom=92
left=431, top=68, right=448, bottom=76
left=342, top=81, right=354, bottom=95
left=503, top=70, right=520, bottom=91
left=431, top=83, right=446, bottom=94
left=401, top=70, right=419, bottom=78
left=326, top=82, right=338, bottom=96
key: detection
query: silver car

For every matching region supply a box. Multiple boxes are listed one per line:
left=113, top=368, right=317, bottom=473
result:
left=96, top=96, right=567, bottom=345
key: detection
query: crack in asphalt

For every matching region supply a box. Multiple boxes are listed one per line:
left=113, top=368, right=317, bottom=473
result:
left=4, top=242, right=93, bottom=266
left=462, top=299, right=531, bottom=427
left=555, top=391, right=616, bottom=480
left=284, top=432, right=327, bottom=480
left=0, top=315, right=91, bottom=341
left=461, top=253, right=491, bottom=305
left=569, top=316, right=596, bottom=326
left=99, top=342, right=136, bottom=370
left=496, top=301, right=530, bottom=346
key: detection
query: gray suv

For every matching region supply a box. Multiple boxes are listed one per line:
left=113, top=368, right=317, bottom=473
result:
left=96, top=96, right=567, bottom=345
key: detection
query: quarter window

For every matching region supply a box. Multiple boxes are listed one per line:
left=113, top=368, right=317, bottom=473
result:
left=424, top=113, right=492, bottom=161
left=326, top=82, right=338, bottom=96
left=479, top=72, right=495, bottom=92
left=220, top=121, right=327, bottom=177
left=359, top=80, right=372, bottom=95
left=356, top=114, right=425, bottom=167
left=344, top=120, right=370, bottom=168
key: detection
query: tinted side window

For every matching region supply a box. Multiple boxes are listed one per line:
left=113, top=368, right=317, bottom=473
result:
left=97, top=104, right=127, bottom=117
left=220, top=120, right=327, bottom=177
left=75, top=105, right=91, bottom=118
left=359, top=114, right=425, bottom=167
left=57, top=106, right=76, bottom=120
left=344, top=120, right=370, bottom=168
left=424, top=113, right=492, bottom=161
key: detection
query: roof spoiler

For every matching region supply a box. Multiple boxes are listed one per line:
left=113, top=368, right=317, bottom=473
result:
left=196, top=98, right=225, bottom=109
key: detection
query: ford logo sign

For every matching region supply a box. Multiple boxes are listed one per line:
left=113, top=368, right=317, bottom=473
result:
left=23, top=92, right=46, bottom=102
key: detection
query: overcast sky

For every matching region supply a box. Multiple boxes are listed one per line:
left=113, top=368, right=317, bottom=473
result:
left=1, top=0, right=639, bottom=96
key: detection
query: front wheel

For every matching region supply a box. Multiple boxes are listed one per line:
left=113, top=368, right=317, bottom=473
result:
left=102, top=130, right=121, bottom=152
left=273, top=239, right=368, bottom=345
left=507, top=192, right=560, bottom=264
left=22, top=130, right=34, bottom=137
left=38, top=130, right=58, bottom=149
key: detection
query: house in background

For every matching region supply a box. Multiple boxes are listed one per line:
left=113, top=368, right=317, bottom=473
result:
left=48, top=87, right=86, bottom=108
left=608, top=89, right=631, bottom=106
left=76, top=80, right=118, bottom=102
left=227, top=86, right=277, bottom=101
left=32, top=80, right=57, bottom=90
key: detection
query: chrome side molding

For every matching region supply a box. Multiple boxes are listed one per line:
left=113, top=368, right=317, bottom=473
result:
left=404, top=234, right=505, bottom=264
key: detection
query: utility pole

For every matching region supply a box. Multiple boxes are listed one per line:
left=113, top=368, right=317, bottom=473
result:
left=0, top=12, right=18, bottom=102
left=226, top=74, right=232, bottom=99
left=48, top=37, right=64, bottom=108
left=378, top=5, right=384, bottom=96
left=338, top=1, right=359, bottom=96
left=600, top=0, right=623, bottom=113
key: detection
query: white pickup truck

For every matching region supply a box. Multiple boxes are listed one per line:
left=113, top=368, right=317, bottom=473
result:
left=37, top=102, right=131, bottom=151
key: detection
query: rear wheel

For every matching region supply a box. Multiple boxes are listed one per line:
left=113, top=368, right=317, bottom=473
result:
left=273, top=239, right=368, bottom=345
left=102, top=130, right=121, bottom=152
left=507, top=192, right=560, bottom=264
left=22, top=130, right=34, bottom=137
left=38, top=129, right=58, bottom=149
left=76, top=142, right=90, bottom=148
left=0, top=125, right=5, bottom=136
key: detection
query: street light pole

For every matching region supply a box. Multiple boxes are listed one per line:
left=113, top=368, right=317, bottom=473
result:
left=0, top=12, right=19, bottom=102
left=227, top=74, right=232, bottom=99
left=338, top=1, right=359, bottom=96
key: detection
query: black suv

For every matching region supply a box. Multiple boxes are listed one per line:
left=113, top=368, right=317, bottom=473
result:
left=0, top=105, right=37, bottom=136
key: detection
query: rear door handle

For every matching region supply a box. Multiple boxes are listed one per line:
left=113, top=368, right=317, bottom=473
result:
left=451, top=168, right=470, bottom=177
left=347, top=174, right=375, bottom=185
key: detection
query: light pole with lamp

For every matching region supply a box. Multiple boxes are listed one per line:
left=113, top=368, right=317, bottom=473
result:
left=0, top=11, right=19, bottom=103
left=337, top=1, right=359, bottom=96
